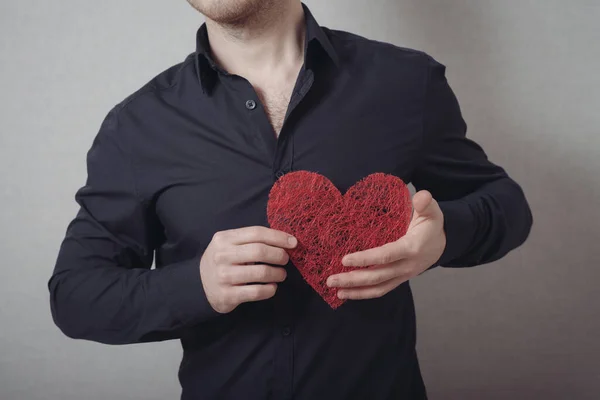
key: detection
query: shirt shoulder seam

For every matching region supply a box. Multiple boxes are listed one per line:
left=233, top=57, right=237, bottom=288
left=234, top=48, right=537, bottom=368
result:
left=327, top=28, right=430, bottom=58
left=114, top=55, right=195, bottom=116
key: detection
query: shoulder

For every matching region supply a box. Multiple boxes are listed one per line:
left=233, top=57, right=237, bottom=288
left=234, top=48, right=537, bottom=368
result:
left=325, top=27, right=446, bottom=77
left=96, top=53, right=198, bottom=149
left=107, top=53, right=197, bottom=119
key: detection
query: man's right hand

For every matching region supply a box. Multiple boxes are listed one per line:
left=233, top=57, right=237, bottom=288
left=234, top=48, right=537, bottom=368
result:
left=200, top=226, right=297, bottom=314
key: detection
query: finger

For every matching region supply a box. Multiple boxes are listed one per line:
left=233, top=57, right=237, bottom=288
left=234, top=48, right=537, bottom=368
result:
left=219, top=226, right=297, bottom=248
left=337, top=275, right=409, bottom=300
left=232, top=283, right=278, bottom=304
left=412, top=190, right=433, bottom=214
left=221, top=264, right=287, bottom=285
left=342, top=240, right=412, bottom=267
left=412, top=190, right=441, bottom=220
left=327, top=265, right=399, bottom=288
left=220, top=243, right=290, bottom=265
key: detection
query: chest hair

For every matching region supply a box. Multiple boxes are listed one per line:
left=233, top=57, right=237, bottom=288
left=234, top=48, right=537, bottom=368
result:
left=255, top=82, right=296, bottom=137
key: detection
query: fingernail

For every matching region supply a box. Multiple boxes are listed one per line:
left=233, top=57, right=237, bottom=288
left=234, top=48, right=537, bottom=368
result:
left=337, top=291, right=346, bottom=299
left=288, top=236, right=297, bottom=246
left=327, top=278, right=337, bottom=287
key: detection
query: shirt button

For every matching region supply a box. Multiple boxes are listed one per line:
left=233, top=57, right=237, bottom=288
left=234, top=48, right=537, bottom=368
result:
left=282, top=326, right=292, bottom=336
left=275, top=169, right=288, bottom=179
left=245, top=99, right=256, bottom=110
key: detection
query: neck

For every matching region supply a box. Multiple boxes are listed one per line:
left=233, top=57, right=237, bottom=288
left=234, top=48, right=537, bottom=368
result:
left=205, top=1, right=305, bottom=77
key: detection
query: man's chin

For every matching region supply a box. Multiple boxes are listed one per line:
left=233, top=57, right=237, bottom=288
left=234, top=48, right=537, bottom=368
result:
left=187, top=0, right=270, bottom=25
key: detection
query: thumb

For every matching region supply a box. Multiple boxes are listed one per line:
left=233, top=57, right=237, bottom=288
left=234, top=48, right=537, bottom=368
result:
left=412, top=190, right=436, bottom=218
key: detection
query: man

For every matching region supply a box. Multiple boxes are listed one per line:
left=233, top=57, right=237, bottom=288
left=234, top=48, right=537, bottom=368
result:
left=48, top=1, right=533, bottom=399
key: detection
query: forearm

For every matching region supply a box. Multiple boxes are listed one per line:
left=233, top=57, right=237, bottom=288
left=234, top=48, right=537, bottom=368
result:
left=435, top=176, right=533, bottom=268
left=49, top=253, right=218, bottom=345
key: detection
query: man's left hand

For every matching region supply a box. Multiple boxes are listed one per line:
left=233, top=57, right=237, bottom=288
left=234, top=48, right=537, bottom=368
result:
left=327, top=190, right=446, bottom=300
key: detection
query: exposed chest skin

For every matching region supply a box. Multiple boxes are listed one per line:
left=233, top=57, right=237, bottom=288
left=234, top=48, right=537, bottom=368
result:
left=255, top=85, right=293, bottom=137
left=252, top=62, right=303, bottom=137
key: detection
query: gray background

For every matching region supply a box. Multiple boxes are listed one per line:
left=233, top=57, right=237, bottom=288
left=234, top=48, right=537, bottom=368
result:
left=1, top=1, right=599, bottom=399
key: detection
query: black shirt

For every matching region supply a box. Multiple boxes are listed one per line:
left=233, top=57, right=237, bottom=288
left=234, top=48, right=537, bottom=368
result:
left=49, top=5, right=532, bottom=400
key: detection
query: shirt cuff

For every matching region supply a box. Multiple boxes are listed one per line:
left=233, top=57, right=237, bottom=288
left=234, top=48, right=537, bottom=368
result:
left=433, top=199, right=477, bottom=268
left=156, top=254, right=221, bottom=327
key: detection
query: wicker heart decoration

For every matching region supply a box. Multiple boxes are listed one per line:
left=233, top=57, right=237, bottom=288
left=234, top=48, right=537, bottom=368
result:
left=267, top=171, right=412, bottom=308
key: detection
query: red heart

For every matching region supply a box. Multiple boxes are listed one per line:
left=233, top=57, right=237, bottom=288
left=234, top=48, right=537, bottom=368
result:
left=267, top=171, right=412, bottom=309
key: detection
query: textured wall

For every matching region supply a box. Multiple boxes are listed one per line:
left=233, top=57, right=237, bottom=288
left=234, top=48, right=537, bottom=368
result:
left=1, top=1, right=598, bottom=399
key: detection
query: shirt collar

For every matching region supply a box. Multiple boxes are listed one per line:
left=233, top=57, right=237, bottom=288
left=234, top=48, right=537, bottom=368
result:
left=302, top=4, right=340, bottom=68
left=194, top=3, right=340, bottom=93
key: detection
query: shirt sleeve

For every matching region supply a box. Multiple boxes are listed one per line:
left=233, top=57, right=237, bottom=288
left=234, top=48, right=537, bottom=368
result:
left=48, top=107, right=221, bottom=345
left=412, top=55, right=533, bottom=269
